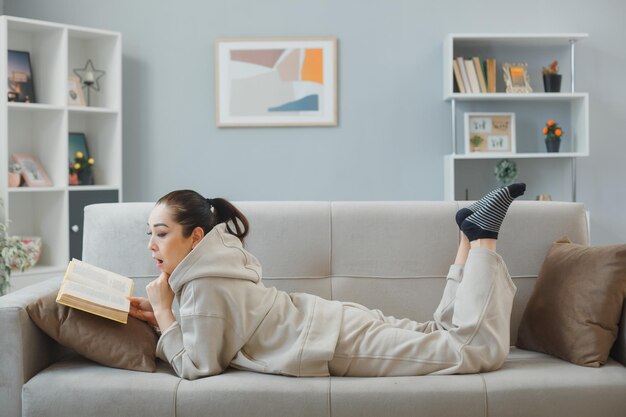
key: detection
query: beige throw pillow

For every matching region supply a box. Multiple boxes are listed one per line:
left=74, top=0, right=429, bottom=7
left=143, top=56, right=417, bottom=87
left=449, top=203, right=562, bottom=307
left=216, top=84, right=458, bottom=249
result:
left=517, top=237, right=626, bottom=367
left=26, top=291, right=158, bottom=372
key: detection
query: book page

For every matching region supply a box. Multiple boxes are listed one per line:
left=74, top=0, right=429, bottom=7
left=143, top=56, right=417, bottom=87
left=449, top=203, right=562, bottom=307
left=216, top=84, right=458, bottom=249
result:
left=60, top=280, right=130, bottom=312
left=68, top=259, right=133, bottom=296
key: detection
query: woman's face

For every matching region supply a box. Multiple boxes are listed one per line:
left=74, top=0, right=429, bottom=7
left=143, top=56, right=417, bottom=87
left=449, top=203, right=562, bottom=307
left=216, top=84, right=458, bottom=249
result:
left=147, top=204, right=200, bottom=275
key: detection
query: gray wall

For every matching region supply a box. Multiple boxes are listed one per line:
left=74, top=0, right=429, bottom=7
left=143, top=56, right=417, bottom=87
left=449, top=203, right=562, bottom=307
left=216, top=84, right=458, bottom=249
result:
left=5, top=0, right=626, bottom=245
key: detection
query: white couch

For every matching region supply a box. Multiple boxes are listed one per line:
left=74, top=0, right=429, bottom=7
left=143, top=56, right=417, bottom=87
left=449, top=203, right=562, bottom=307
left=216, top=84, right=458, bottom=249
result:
left=1, top=201, right=625, bottom=417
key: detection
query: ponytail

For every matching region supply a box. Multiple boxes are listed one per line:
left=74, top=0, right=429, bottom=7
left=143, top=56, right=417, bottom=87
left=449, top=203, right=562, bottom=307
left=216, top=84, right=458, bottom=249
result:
left=208, top=197, right=249, bottom=242
left=156, top=190, right=249, bottom=244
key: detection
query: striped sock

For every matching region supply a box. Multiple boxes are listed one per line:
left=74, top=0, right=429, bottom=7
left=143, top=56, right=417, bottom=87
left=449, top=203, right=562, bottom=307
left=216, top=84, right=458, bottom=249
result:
left=460, top=183, right=526, bottom=240
left=455, top=183, right=526, bottom=228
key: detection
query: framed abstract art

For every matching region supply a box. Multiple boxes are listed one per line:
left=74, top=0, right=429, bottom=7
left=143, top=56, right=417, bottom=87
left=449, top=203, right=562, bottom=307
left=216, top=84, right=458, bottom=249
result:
left=215, top=37, right=337, bottom=127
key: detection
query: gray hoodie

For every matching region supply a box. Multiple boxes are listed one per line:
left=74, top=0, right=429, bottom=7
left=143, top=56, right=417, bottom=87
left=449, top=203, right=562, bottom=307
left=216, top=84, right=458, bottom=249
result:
left=156, top=223, right=343, bottom=380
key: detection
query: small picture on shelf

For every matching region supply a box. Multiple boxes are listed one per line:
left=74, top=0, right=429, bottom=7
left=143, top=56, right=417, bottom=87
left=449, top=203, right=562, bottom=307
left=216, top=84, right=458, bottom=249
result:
left=11, top=154, right=52, bottom=187
left=7, top=50, right=36, bottom=103
left=68, top=133, right=95, bottom=186
left=464, top=113, right=516, bottom=154
left=67, top=76, right=86, bottom=106
left=503, top=63, right=532, bottom=93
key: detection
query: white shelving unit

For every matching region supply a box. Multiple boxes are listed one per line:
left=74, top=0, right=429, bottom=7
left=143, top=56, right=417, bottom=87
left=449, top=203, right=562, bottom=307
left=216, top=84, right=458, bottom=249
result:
left=443, top=33, right=589, bottom=201
left=0, top=16, right=122, bottom=287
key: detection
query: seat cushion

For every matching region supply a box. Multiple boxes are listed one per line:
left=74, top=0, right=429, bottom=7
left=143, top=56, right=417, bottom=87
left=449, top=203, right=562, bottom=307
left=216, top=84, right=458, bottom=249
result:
left=330, top=373, right=486, bottom=417
left=176, top=368, right=331, bottom=417
left=22, top=356, right=180, bottom=417
left=483, top=348, right=626, bottom=417
left=23, top=349, right=626, bottom=417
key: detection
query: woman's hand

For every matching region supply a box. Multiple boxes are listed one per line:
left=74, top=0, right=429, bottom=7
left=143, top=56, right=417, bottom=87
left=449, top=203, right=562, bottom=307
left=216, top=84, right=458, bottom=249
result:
left=128, top=296, right=158, bottom=328
left=145, top=272, right=176, bottom=331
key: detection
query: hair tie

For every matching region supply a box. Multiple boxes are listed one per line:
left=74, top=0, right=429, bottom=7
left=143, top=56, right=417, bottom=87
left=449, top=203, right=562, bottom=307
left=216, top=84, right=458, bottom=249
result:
left=206, top=198, right=214, bottom=207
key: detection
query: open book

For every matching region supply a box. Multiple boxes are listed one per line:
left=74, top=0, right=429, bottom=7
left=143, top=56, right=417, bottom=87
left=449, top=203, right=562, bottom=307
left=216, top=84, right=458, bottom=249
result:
left=56, top=259, right=134, bottom=324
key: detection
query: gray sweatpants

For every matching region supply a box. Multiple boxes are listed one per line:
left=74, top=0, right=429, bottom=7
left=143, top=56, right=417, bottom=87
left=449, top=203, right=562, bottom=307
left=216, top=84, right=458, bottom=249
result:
left=328, top=248, right=517, bottom=376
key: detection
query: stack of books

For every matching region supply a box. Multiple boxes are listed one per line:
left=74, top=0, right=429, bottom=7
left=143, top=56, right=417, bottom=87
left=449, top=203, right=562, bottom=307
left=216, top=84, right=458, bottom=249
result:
left=453, top=57, right=497, bottom=94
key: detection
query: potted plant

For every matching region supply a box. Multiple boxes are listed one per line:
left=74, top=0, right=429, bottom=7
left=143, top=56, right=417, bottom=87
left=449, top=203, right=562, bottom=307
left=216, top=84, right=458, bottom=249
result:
left=494, top=159, right=518, bottom=186
left=0, top=199, right=36, bottom=295
left=543, top=119, right=563, bottom=152
left=69, top=151, right=95, bottom=185
left=542, top=60, right=562, bottom=93
left=470, top=135, right=484, bottom=152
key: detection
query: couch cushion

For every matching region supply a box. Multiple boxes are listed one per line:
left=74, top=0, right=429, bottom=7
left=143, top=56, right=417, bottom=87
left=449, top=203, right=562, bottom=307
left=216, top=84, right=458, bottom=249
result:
left=517, top=238, right=626, bottom=366
left=22, top=357, right=180, bottom=417
left=83, top=201, right=334, bottom=299
left=330, top=202, right=459, bottom=278
left=495, top=202, right=589, bottom=277
left=330, top=373, right=486, bottom=417
left=82, top=202, right=155, bottom=277
left=331, top=276, right=446, bottom=325
left=483, top=348, right=626, bottom=417
left=176, top=368, right=331, bottom=417
left=237, top=201, right=332, bottom=280
left=329, top=202, right=459, bottom=324
left=25, top=291, right=159, bottom=372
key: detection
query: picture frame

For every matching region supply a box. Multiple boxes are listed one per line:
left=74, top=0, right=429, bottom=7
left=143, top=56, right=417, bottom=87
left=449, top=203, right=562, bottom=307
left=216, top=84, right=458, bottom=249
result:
left=464, top=112, right=516, bottom=154
left=502, top=63, right=533, bottom=93
left=68, top=132, right=90, bottom=165
left=67, top=76, right=85, bottom=106
left=215, top=37, right=337, bottom=127
left=7, top=50, right=36, bottom=103
left=12, top=153, right=52, bottom=187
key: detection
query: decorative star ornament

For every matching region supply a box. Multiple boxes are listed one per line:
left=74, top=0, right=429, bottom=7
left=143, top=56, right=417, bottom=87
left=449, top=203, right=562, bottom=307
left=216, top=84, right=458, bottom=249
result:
left=73, top=59, right=106, bottom=92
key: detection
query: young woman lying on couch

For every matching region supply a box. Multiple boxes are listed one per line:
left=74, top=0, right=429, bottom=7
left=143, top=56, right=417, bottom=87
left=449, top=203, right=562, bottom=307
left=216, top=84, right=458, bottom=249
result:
left=129, top=185, right=525, bottom=380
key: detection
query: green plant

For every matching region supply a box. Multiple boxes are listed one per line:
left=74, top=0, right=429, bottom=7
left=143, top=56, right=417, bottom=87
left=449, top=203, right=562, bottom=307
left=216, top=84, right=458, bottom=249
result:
left=470, top=135, right=484, bottom=148
left=494, top=159, right=518, bottom=187
left=0, top=199, right=35, bottom=295
left=542, top=60, right=559, bottom=75
left=543, top=119, right=563, bottom=142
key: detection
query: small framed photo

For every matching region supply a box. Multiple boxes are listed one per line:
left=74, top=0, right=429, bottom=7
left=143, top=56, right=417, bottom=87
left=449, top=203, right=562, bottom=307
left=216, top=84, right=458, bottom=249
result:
left=12, top=153, right=52, bottom=187
left=7, top=50, right=36, bottom=103
left=464, top=113, right=516, bottom=154
left=503, top=63, right=533, bottom=93
left=215, top=37, right=337, bottom=127
left=67, top=76, right=85, bottom=106
left=68, top=132, right=90, bottom=164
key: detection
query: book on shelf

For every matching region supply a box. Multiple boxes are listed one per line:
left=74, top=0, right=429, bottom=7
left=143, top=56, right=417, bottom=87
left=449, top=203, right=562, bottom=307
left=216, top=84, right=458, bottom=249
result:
left=486, top=58, right=497, bottom=93
left=464, top=59, right=481, bottom=94
left=56, top=259, right=134, bottom=324
left=456, top=57, right=471, bottom=94
left=473, top=57, right=488, bottom=93
left=452, top=59, right=466, bottom=93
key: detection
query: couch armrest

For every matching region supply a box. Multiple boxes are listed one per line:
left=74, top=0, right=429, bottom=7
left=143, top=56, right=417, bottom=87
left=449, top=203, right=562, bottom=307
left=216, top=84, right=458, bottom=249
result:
left=0, top=277, right=64, bottom=417
left=611, top=298, right=626, bottom=367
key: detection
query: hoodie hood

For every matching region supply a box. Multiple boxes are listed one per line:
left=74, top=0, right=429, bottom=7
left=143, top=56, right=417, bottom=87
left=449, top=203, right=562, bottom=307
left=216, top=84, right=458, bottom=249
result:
left=167, top=223, right=262, bottom=293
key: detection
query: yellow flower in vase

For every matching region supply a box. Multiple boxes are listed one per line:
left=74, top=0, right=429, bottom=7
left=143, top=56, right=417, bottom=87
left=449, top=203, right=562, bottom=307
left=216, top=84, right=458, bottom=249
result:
left=68, top=151, right=95, bottom=185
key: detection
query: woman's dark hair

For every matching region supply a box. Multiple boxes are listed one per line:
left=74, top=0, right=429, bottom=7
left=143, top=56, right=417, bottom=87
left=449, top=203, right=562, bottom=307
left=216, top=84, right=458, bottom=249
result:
left=156, top=190, right=249, bottom=243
